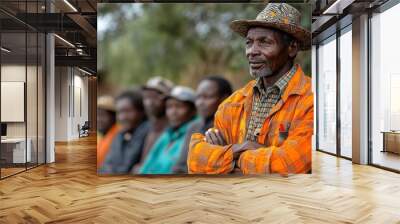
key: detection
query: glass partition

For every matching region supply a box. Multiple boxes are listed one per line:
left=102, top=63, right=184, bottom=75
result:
left=1, top=30, right=28, bottom=177
left=38, top=32, right=45, bottom=165
left=0, top=1, right=46, bottom=179
left=27, top=30, right=38, bottom=169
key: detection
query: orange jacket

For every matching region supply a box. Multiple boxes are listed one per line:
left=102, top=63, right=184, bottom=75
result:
left=97, top=125, right=119, bottom=167
left=188, top=65, right=313, bottom=175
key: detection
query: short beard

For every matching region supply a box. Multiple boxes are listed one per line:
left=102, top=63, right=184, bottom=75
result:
left=249, top=66, right=273, bottom=78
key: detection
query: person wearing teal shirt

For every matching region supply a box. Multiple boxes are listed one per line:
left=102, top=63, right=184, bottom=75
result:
left=139, top=86, right=197, bottom=174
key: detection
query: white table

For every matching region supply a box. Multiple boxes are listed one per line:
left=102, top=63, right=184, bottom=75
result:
left=1, top=138, right=32, bottom=163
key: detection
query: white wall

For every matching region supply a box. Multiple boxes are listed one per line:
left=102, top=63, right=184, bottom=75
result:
left=1, top=63, right=46, bottom=164
left=1, top=66, right=26, bottom=139
left=1, top=65, right=39, bottom=138
left=54, top=67, right=89, bottom=141
left=55, top=67, right=68, bottom=141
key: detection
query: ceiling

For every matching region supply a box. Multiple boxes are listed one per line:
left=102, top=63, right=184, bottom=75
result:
left=0, top=0, right=97, bottom=75
left=311, top=0, right=390, bottom=43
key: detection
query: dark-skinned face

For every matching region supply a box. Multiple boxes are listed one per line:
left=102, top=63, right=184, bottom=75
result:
left=245, top=27, right=294, bottom=78
left=142, top=89, right=166, bottom=119
left=166, top=98, right=195, bottom=128
left=97, top=108, right=115, bottom=135
left=116, top=98, right=144, bottom=132
left=195, top=80, right=224, bottom=119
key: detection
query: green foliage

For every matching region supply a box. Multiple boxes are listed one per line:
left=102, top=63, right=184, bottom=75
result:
left=98, top=3, right=311, bottom=91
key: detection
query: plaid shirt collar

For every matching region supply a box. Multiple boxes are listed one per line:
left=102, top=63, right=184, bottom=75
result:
left=253, top=64, right=297, bottom=97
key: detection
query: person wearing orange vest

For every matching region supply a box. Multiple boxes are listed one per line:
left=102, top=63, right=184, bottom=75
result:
left=97, top=95, right=119, bottom=168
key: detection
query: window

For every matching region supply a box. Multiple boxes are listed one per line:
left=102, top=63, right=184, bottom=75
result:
left=370, top=2, right=400, bottom=171
left=317, top=35, right=337, bottom=154
left=339, top=26, right=352, bottom=158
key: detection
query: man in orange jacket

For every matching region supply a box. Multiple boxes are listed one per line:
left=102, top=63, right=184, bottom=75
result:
left=188, top=3, right=313, bottom=175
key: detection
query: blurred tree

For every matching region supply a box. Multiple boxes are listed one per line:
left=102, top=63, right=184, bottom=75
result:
left=98, top=3, right=311, bottom=92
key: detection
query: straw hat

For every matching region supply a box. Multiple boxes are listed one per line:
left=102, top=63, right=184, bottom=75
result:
left=97, top=95, right=115, bottom=112
left=230, top=3, right=311, bottom=51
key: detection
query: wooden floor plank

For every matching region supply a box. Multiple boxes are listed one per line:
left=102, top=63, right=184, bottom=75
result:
left=0, top=135, right=399, bottom=223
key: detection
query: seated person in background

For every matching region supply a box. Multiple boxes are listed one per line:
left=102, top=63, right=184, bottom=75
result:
left=172, top=76, right=233, bottom=173
left=131, top=77, right=174, bottom=173
left=99, top=90, right=148, bottom=174
left=188, top=3, right=313, bottom=175
left=97, top=95, right=119, bottom=167
left=138, top=86, right=197, bottom=174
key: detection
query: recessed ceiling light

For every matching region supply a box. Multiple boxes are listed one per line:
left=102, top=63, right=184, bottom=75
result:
left=63, top=0, right=78, bottom=12
left=1, top=47, right=11, bottom=53
left=54, top=34, right=75, bottom=48
left=322, top=0, right=353, bottom=15
left=78, top=67, right=92, bottom=76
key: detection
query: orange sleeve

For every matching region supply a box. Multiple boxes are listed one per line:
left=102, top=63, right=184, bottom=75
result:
left=187, top=133, right=235, bottom=174
left=187, top=99, right=236, bottom=174
left=238, top=94, right=313, bottom=175
left=97, top=125, right=119, bottom=167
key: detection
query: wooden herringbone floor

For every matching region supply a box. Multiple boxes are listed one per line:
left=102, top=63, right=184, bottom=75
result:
left=1, top=136, right=400, bottom=224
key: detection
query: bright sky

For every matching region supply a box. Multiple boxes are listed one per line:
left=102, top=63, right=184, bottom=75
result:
left=98, top=4, right=143, bottom=40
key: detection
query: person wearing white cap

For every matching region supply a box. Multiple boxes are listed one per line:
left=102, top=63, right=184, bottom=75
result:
left=138, top=86, right=198, bottom=174
left=131, top=76, right=174, bottom=173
